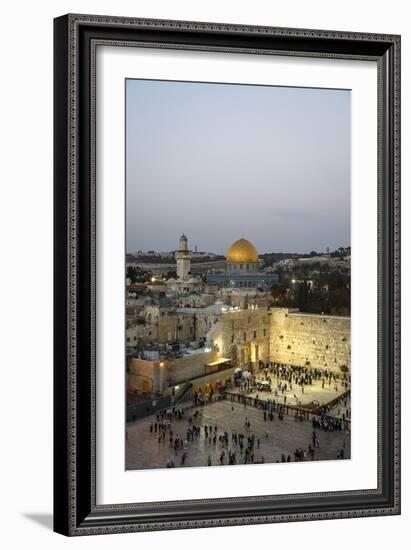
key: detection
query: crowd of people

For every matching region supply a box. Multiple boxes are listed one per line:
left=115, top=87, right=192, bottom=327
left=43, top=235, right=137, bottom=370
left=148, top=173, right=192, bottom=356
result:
left=162, top=412, right=269, bottom=467
left=312, top=415, right=345, bottom=432
left=256, top=362, right=351, bottom=393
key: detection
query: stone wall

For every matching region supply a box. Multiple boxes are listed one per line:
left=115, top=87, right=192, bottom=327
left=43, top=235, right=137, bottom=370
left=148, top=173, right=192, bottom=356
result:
left=128, top=350, right=219, bottom=394
left=128, top=358, right=168, bottom=394
left=167, top=349, right=218, bottom=386
left=130, top=306, right=221, bottom=344
left=216, top=309, right=271, bottom=367
left=269, top=308, right=350, bottom=372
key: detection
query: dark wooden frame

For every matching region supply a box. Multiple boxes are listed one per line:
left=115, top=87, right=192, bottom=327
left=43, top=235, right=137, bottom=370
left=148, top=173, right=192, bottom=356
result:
left=54, top=14, right=401, bottom=536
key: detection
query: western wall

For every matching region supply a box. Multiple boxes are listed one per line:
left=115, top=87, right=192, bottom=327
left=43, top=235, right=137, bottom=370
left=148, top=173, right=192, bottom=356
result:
left=269, top=308, right=351, bottom=372
left=215, top=307, right=350, bottom=373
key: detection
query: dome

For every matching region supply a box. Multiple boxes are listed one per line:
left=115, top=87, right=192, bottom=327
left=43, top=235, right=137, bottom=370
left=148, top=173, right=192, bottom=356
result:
left=226, top=238, right=259, bottom=263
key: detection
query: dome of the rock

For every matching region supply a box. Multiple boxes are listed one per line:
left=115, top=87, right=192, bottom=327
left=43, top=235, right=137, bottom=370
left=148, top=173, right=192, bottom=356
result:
left=226, top=238, right=259, bottom=263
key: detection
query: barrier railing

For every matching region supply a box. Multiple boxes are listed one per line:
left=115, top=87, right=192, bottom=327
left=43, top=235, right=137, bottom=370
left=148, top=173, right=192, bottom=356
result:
left=225, top=391, right=351, bottom=429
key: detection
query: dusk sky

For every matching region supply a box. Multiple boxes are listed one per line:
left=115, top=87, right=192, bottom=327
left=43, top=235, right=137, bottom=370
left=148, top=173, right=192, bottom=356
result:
left=126, top=79, right=350, bottom=255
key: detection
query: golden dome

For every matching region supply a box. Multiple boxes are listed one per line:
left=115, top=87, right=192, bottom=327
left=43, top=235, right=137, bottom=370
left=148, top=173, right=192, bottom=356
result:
left=226, top=238, right=259, bottom=263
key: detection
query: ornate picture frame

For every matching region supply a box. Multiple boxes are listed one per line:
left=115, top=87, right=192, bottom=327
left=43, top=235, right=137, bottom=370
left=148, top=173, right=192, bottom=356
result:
left=53, top=14, right=400, bottom=536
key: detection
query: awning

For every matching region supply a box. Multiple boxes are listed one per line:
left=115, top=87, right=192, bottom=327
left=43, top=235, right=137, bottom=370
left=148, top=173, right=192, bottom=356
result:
left=207, top=358, right=231, bottom=367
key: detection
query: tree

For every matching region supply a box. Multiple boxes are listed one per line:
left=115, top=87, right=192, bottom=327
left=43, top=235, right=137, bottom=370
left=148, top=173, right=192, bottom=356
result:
left=126, top=265, right=150, bottom=283
left=271, top=281, right=289, bottom=305
left=126, top=265, right=138, bottom=283
left=296, top=281, right=310, bottom=311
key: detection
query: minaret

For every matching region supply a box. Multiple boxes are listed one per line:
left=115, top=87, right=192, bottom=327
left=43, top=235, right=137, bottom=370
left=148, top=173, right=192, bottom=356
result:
left=175, top=234, right=191, bottom=280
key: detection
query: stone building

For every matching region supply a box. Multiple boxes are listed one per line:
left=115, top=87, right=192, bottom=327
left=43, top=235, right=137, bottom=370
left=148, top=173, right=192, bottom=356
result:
left=166, top=276, right=204, bottom=296
left=128, top=348, right=234, bottom=397
left=176, top=292, right=216, bottom=309
left=220, top=288, right=272, bottom=310
left=127, top=303, right=225, bottom=346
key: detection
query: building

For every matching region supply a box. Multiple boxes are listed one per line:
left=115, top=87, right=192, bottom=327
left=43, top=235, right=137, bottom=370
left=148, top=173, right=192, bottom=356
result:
left=127, top=347, right=235, bottom=399
left=207, top=237, right=279, bottom=290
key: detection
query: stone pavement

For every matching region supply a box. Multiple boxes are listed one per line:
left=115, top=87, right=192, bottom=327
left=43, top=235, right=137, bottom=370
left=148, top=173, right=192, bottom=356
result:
left=126, top=399, right=350, bottom=471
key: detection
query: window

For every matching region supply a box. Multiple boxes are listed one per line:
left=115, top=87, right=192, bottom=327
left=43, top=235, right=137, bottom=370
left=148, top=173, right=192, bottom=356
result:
left=253, top=331, right=257, bottom=339
left=243, top=332, right=247, bottom=342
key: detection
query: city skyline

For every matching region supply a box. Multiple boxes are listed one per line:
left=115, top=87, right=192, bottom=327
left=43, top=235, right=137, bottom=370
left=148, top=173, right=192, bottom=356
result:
left=127, top=239, right=349, bottom=256
left=126, top=79, right=351, bottom=255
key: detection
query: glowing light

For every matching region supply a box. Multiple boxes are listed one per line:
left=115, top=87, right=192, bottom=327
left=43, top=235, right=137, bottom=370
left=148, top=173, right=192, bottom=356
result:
left=159, top=362, right=164, bottom=367
left=151, top=277, right=156, bottom=282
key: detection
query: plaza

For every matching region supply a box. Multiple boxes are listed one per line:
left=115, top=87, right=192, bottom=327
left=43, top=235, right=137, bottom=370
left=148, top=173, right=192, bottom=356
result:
left=126, top=398, right=350, bottom=470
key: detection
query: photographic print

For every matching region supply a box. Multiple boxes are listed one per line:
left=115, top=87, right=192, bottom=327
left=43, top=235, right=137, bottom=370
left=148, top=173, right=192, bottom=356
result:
left=125, top=79, right=351, bottom=471
left=54, top=15, right=401, bottom=534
